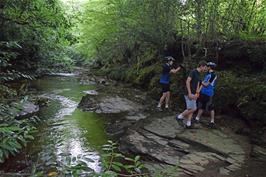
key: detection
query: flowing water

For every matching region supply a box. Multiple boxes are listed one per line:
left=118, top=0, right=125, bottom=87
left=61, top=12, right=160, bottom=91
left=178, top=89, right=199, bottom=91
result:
left=1, top=75, right=109, bottom=176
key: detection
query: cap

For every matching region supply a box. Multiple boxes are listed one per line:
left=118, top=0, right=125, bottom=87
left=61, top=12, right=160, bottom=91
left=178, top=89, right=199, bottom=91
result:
left=207, top=62, right=217, bottom=67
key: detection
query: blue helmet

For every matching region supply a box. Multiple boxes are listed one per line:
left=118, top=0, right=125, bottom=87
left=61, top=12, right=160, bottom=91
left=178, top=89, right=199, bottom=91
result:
left=207, top=62, right=217, bottom=67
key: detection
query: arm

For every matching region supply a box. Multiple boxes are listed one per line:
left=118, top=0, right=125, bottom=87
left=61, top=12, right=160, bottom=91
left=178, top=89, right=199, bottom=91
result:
left=197, top=74, right=212, bottom=93
left=170, top=66, right=181, bottom=74
left=196, top=81, right=208, bottom=94
left=186, top=77, right=195, bottom=99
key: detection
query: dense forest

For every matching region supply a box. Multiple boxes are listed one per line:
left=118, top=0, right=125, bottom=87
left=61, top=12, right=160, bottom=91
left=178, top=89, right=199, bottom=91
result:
left=77, top=0, right=266, bottom=125
left=0, top=0, right=266, bottom=176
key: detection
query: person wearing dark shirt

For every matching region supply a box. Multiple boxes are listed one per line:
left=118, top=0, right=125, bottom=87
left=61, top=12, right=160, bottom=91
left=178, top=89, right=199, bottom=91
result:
left=195, top=62, right=217, bottom=128
left=157, top=56, right=181, bottom=109
left=176, top=61, right=207, bottom=128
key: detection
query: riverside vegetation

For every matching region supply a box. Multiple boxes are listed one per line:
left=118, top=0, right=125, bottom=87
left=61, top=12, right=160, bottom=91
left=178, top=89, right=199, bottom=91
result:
left=0, top=0, right=266, bottom=176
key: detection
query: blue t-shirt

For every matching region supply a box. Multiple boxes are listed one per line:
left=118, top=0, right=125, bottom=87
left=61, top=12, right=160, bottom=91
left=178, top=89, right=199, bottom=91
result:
left=159, top=64, right=171, bottom=84
left=201, top=72, right=217, bottom=97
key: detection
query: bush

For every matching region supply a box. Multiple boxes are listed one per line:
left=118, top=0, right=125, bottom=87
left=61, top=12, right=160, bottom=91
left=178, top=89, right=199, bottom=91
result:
left=215, top=71, right=266, bottom=124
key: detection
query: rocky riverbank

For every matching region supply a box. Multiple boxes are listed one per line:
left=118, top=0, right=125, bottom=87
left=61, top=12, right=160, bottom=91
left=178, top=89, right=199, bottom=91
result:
left=78, top=74, right=266, bottom=177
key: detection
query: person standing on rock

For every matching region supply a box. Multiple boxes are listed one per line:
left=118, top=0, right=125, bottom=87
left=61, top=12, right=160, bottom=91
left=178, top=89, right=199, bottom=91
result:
left=195, top=62, right=217, bottom=128
left=157, top=56, right=181, bottom=110
left=176, top=61, right=207, bottom=128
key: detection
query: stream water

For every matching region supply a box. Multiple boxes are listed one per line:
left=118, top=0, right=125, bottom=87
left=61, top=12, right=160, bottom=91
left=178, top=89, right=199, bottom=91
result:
left=1, top=75, right=109, bottom=176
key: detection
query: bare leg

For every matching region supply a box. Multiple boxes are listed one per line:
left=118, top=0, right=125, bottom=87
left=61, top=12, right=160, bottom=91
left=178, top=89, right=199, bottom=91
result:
left=196, top=109, right=204, bottom=120
left=158, top=93, right=167, bottom=107
left=182, top=109, right=195, bottom=117
left=165, top=91, right=170, bottom=107
left=185, top=109, right=196, bottom=126
left=210, top=110, right=215, bottom=123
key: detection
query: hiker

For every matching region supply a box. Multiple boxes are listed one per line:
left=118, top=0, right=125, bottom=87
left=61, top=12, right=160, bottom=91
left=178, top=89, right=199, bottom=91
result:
left=176, top=61, right=207, bottom=128
left=195, top=62, right=217, bottom=128
left=157, top=56, right=181, bottom=110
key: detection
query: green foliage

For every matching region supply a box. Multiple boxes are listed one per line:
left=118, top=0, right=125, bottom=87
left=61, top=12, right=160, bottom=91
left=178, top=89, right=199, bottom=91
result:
left=0, top=0, right=76, bottom=85
left=0, top=102, right=40, bottom=163
left=215, top=72, right=266, bottom=123
left=96, top=140, right=146, bottom=177
left=79, top=0, right=266, bottom=66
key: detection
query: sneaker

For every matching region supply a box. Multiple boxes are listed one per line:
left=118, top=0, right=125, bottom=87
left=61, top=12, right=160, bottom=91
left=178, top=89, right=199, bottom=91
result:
left=176, top=114, right=183, bottom=120
left=194, top=118, right=200, bottom=124
left=208, top=122, right=216, bottom=129
left=165, top=105, right=169, bottom=109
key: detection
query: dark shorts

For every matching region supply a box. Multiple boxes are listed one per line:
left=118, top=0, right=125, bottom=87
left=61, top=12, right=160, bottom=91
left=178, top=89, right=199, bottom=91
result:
left=161, top=83, right=170, bottom=93
left=198, top=94, right=214, bottom=111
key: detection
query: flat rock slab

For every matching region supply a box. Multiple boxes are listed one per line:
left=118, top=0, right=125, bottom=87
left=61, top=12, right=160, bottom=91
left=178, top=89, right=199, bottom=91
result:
left=177, top=128, right=245, bottom=156
left=96, top=96, right=141, bottom=114
left=122, top=130, right=182, bottom=165
left=121, top=115, right=247, bottom=176
left=144, top=116, right=185, bottom=138
left=79, top=95, right=142, bottom=114
left=179, top=152, right=222, bottom=174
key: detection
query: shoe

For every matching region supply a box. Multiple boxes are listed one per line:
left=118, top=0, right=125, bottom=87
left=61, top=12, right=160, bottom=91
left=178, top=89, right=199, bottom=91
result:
left=185, top=125, right=193, bottom=129
left=194, top=119, right=200, bottom=124
left=165, top=105, right=169, bottom=109
left=176, top=114, right=183, bottom=120
left=175, top=116, right=183, bottom=127
left=208, top=122, right=216, bottom=129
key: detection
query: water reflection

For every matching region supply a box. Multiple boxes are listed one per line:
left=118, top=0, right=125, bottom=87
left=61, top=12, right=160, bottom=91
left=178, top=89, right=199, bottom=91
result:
left=29, top=76, right=107, bottom=175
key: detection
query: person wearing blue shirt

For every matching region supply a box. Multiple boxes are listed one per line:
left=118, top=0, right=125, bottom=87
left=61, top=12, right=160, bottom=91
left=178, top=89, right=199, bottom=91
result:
left=157, top=56, right=181, bottom=110
left=195, top=62, right=217, bottom=128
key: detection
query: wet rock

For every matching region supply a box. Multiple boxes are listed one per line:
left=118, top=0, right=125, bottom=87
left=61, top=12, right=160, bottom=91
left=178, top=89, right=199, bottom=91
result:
left=126, top=113, right=147, bottom=121
left=251, top=145, right=266, bottom=161
left=15, top=101, right=39, bottom=119
left=79, top=95, right=142, bottom=114
left=106, top=120, right=135, bottom=136
left=83, top=90, right=99, bottom=96
left=48, top=73, right=77, bottom=77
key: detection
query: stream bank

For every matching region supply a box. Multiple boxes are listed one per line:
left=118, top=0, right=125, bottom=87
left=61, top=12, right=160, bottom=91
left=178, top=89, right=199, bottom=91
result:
left=78, top=73, right=266, bottom=177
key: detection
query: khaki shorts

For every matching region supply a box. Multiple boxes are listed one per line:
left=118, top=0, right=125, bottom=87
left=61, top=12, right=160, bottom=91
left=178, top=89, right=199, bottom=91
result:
left=184, top=95, right=197, bottom=110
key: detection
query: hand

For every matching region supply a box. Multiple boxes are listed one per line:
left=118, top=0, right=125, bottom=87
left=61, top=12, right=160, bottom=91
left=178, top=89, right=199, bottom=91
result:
left=188, top=93, right=195, bottom=100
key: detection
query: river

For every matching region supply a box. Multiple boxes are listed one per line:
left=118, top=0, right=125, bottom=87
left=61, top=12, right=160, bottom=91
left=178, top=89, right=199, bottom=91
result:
left=1, top=74, right=109, bottom=176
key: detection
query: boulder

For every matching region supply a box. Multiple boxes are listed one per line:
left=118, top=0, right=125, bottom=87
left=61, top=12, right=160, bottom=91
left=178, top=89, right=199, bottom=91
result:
left=15, top=101, right=39, bottom=119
